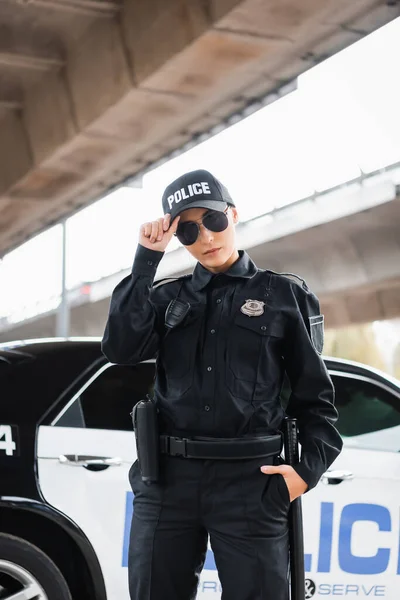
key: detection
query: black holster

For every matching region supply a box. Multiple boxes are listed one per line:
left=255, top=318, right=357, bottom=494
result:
left=131, top=397, right=160, bottom=484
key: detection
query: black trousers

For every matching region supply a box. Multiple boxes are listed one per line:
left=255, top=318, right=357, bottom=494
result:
left=128, top=454, right=290, bottom=600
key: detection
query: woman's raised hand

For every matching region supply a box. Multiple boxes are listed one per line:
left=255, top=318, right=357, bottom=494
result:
left=139, top=214, right=180, bottom=253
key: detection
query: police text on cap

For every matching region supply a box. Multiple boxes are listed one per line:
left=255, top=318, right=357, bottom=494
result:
left=167, top=182, right=211, bottom=210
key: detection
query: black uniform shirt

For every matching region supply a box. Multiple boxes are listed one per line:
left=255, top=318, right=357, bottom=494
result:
left=102, top=244, right=343, bottom=490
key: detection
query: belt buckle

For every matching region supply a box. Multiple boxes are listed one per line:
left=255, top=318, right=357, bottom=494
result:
left=169, top=437, right=188, bottom=457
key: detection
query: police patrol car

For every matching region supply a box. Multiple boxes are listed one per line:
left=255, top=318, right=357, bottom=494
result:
left=0, top=338, right=399, bottom=600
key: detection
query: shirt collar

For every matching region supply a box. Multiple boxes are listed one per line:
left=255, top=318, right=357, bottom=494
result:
left=192, top=250, right=258, bottom=292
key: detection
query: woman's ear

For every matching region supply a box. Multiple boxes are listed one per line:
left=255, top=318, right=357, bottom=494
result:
left=231, top=207, right=239, bottom=224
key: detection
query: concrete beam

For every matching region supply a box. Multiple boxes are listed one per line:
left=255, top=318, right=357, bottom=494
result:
left=67, top=17, right=133, bottom=130
left=0, top=75, right=22, bottom=111
left=0, top=112, right=32, bottom=201
left=18, top=0, right=120, bottom=18
left=0, top=51, right=63, bottom=71
left=23, top=70, right=78, bottom=165
left=0, top=99, right=22, bottom=110
left=0, top=20, right=64, bottom=70
left=121, top=0, right=210, bottom=84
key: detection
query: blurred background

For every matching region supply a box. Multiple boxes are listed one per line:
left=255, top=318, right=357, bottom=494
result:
left=0, top=0, right=399, bottom=378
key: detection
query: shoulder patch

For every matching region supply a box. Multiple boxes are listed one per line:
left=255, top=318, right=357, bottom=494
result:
left=152, top=274, right=191, bottom=290
left=266, top=269, right=309, bottom=291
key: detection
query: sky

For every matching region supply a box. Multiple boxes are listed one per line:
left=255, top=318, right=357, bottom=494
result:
left=1, top=16, right=400, bottom=324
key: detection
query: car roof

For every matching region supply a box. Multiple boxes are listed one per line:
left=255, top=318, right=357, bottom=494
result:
left=0, top=338, right=105, bottom=424
left=0, top=336, right=102, bottom=351
left=323, top=355, right=400, bottom=392
left=0, top=337, right=103, bottom=364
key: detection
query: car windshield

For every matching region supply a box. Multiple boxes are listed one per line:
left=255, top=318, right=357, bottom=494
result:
left=331, top=374, right=400, bottom=437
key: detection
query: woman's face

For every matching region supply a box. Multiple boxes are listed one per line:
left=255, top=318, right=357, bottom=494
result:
left=178, top=206, right=239, bottom=271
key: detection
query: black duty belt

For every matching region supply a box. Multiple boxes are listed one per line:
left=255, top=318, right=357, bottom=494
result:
left=159, top=433, right=282, bottom=460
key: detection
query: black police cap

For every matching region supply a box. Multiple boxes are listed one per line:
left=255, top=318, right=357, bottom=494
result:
left=162, top=169, right=235, bottom=221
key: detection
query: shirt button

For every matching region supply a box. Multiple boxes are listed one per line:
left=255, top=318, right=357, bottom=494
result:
left=147, top=261, right=153, bottom=266
left=210, top=329, right=216, bottom=334
left=261, top=325, right=267, bottom=331
left=216, top=299, right=222, bottom=304
left=207, top=366, right=212, bottom=372
left=204, top=405, right=211, bottom=412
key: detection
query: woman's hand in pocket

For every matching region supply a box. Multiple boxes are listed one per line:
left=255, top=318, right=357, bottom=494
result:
left=260, top=464, right=308, bottom=502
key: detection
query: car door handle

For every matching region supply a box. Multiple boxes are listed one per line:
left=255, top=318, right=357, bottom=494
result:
left=59, top=454, right=122, bottom=470
left=321, top=469, right=354, bottom=484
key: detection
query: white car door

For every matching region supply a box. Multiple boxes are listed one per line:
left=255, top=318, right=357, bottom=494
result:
left=302, top=368, right=400, bottom=599
left=37, top=361, right=155, bottom=600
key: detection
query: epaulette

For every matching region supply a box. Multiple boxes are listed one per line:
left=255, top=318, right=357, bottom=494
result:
left=265, top=269, right=309, bottom=291
left=152, top=274, right=191, bottom=290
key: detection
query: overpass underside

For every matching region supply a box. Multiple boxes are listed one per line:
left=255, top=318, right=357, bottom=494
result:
left=1, top=0, right=400, bottom=257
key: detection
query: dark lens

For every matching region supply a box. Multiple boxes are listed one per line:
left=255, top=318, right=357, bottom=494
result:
left=176, top=222, right=199, bottom=246
left=203, top=210, right=228, bottom=233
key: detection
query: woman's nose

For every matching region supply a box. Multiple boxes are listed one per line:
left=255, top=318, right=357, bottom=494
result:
left=199, top=224, right=214, bottom=243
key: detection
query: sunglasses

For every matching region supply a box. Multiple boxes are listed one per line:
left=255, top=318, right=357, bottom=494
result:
left=175, top=208, right=229, bottom=246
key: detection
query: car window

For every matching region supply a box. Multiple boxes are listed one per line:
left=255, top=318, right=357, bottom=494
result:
left=279, top=370, right=400, bottom=451
left=55, top=362, right=156, bottom=430
left=331, top=374, right=400, bottom=438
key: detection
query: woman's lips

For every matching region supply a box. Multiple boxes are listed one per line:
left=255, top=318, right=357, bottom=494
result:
left=204, top=248, right=221, bottom=255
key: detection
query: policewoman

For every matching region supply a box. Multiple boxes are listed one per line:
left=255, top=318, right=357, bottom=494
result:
left=102, top=169, right=343, bottom=600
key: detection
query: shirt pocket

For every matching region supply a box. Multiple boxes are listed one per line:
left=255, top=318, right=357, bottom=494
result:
left=160, top=303, right=203, bottom=393
left=226, top=310, right=285, bottom=388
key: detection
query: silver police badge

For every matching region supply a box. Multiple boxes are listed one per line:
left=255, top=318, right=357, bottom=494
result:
left=240, top=299, right=265, bottom=317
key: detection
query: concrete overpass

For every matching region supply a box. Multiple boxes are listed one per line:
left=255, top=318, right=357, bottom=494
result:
left=1, top=0, right=400, bottom=258
left=1, top=162, right=399, bottom=342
